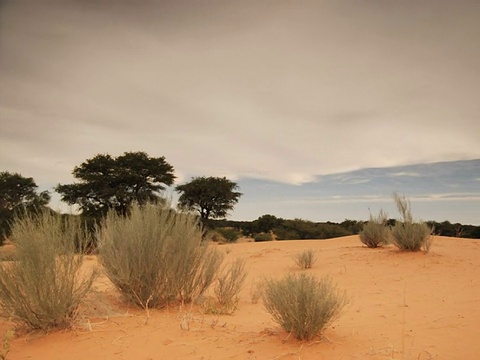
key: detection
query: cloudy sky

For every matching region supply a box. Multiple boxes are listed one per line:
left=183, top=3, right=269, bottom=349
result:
left=1, top=1, right=479, bottom=224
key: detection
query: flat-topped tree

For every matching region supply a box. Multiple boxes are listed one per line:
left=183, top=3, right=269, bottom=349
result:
left=56, top=151, right=175, bottom=218
left=176, top=176, right=242, bottom=222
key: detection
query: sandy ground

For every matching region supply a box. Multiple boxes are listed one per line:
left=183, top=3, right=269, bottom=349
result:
left=1, top=235, right=480, bottom=359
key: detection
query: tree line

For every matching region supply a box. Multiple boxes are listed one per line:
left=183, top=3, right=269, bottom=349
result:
left=1, top=151, right=480, bottom=243
left=1, top=151, right=241, bottom=242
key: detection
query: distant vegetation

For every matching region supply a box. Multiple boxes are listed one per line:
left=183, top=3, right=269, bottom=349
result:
left=1, top=150, right=479, bottom=246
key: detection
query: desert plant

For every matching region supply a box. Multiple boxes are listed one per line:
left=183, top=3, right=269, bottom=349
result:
left=98, top=203, right=223, bottom=309
left=391, top=194, right=433, bottom=252
left=262, top=273, right=347, bottom=340
left=359, top=209, right=390, bottom=248
left=0, top=211, right=96, bottom=330
left=253, top=232, right=273, bottom=242
left=215, top=227, right=242, bottom=243
left=294, top=249, right=316, bottom=269
left=215, top=258, right=247, bottom=313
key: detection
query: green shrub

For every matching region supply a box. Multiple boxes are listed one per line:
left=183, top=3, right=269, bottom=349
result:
left=359, top=209, right=390, bottom=248
left=0, top=211, right=96, bottom=330
left=391, top=194, right=433, bottom=252
left=294, top=249, right=316, bottom=269
left=262, top=273, right=347, bottom=340
left=98, top=203, right=223, bottom=309
left=204, top=258, right=247, bottom=315
left=215, top=227, right=242, bottom=243
left=253, top=232, right=273, bottom=241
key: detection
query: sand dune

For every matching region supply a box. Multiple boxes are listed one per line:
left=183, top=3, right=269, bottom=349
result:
left=2, top=235, right=479, bottom=359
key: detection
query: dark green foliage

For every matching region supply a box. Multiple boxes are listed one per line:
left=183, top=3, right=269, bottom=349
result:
left=253, top=232, right=273, bottom=241
left=215, top=227, right=242, bottom=243
left=56, top=151, right=175, bottom=219
left=0, top=172, right=50, bottom=242
left=176, top=176, right=242, bottom=221
left=274, top=219, right=351, bottom=240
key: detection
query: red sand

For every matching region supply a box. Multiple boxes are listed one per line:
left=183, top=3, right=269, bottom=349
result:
left=2, top=235, right=480, bottom=359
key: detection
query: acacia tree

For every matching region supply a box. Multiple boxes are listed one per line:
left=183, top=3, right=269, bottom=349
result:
left=0, top=172, right=51, bottom=240
left=56, top=151, right=175, bottom=218
left=176, top=176, right=242, bottom=221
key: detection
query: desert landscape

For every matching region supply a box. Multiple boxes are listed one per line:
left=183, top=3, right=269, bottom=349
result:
left=1, top=235, right=479, bottom=360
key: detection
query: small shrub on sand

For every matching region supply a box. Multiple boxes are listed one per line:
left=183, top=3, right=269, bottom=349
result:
left=391, top=194, right=433, bottom=252
left=294, top=249, right=316, bottom=269
left=360, top=209, right=390, bottom=248
left=98, top=203, right=223, bottom=309
left=203, top=258, right=247, bottom=315
left=253, top=232, right=273, bottom=242
left=262, top=273, right=347, bottom=340
left=0, top=211, right=96, bottom=330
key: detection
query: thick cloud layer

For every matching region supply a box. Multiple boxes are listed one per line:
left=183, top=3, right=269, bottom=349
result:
left=1, top=1, right=479, bottom=192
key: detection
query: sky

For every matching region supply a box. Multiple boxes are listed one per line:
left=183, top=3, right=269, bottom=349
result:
left=1, top=1, right=479, bottom=224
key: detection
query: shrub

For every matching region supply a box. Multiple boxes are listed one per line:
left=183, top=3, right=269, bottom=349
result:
left=215, top=227, right=242, bottom=243
left=294, top=249, right=316, bottom=269
left=262, top=273, right=347, bottom=340
left=390, top=194, right=433, bottom=252
left=98, top=203, right=223, bottom=309
left=253, top=232, right=273, bottom=242
left=359, top=209, right=390, bottom=248
left=0, top=210, right=96, bottom=330
left=204, top=258, right=247, bottom=315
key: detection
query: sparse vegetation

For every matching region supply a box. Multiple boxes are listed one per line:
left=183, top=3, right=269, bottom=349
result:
left=391, top=194, right=433, bottom=252
left=253, top=232, right=273, bottom=242
left=203, top=258, right=247, bottom=315
left=0, top=210, right=96, bottom=330
left=262, top=273, right=347, bottom=340
left=360, top=209, right=390, bottom=248
left=294, top=249, right=316, bottom=269
left=214, top=227, right=242, bottom=243
left=98, top=203, right=223, bottom=309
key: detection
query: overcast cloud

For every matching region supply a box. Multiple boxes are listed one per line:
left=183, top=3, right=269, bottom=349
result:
left=1, top=1, right=479, bottom=221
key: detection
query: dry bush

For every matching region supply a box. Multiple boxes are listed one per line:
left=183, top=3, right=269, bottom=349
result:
left=294, top=249, right=316, bottom=269
left=98, top=203, right=223, bottom=309
left=360, top=209, right=390, bottom=248
left=391, top=194, right=433, bottom=252
left=262, top=273, right=347, bottom=340
left=204, top=258, right=247, bottom=315
left=0, top=211, right=96, bottom=330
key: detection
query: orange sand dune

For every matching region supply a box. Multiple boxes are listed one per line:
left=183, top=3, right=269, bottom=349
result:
left=2, top=235, right=480, bottom=359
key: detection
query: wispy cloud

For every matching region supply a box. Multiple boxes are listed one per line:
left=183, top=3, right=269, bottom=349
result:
left=390, top=171, right=422, bottom=177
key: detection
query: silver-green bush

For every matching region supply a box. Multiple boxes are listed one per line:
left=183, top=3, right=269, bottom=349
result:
left=294, top=249, right=316, bottom=269
left=0, top=211, right=96, bottom=330
left=359, top=209, right=390, bottom=248
left=98, top=203, right=223, bottom=309
left=262, top=273, right=347, bottom=340
left=391, top=194, right=433, bottom=252
left=212, top=258, right=247, bottom=314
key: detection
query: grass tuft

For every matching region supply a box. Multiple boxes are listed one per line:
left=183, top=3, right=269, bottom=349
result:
left=360, top=209, right=390, bottom=248
left=0, top=211, right=96, bottom=330
left=98, top=203, right=223, bottom=309
left=294, top=249, right=316, bottom=269
left=262, top=273, right=347, bottom=340
left=391, top=194, right=433, bottom=252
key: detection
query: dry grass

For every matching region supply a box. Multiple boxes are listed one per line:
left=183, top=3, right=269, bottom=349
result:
left=98, top=203, right=223, bottom=309
left=262, top=273, right=347, bottom=340
left=360, top=209, right=390, bottom=248
left=294, top=249, right=316, bottom=269
left=0, top=211, right=96, bottom=330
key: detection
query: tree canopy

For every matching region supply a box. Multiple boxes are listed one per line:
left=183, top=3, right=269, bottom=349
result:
left=176, top=176, right=242, bottom=221
left=56, top=151, right=175, bottom=218
left=0, top=172, right=50, bottom=240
